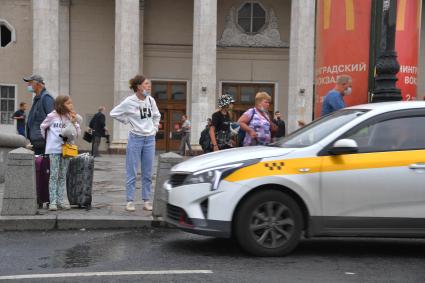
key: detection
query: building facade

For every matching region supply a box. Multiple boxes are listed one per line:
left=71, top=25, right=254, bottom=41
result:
left=0, top=0, right=424, bottom=152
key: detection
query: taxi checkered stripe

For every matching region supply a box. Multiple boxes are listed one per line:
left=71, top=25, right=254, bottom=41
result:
left=264, top=162, right=285, bottom=171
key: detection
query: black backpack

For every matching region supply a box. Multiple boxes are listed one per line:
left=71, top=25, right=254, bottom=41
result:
left=238, top=108, right=256, bottom=147
left=199, top=127, right=212, bottom=153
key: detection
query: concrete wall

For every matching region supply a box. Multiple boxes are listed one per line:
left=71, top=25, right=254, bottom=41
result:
left=142, top=0, right=193, bottom=80
left=216, top=0, right=290, bottom=119
left=0, top=0, right=32, bottom=134
left=217, top=48, right=289, bottom=118
left=217, top=0, right=291, bottom=43
left=143, top=0, right=290, bottom=119
left=142, top=0, right=194, bottom=116
left=143, top=0, right=193, bottom=46
left=69, top=0, right=115, bottom=150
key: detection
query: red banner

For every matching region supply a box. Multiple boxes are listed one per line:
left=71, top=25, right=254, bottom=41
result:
left=315, top=0, right=372, bottom=117
left=395, top=0, right=422, bottom=100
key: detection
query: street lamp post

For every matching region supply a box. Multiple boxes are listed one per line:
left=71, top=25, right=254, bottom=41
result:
left=372, top=0, right=402, bottom=102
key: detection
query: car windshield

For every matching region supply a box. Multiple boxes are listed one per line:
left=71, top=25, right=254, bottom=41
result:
left=273, top=109, right=368, bottom=148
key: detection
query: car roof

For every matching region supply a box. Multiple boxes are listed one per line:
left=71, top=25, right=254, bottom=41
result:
left=345, top=101, right=425, bottom=112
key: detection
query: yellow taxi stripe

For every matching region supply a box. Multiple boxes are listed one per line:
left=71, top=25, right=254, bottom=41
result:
left=225, top=157, right=322, bottom=182
left=321, top=150, right=425, bottom=172
left=224, top=150, right=425, bottom=182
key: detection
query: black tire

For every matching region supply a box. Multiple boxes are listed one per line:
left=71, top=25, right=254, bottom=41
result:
left=234, top=190, right=303, bottom=256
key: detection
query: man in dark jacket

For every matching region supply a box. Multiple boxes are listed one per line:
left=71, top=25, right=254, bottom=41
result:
left=89, top=106, right=109, bottom=157
left=12, top=102, right=27, bottom=137
left=272, top=111, right=286, bottom=138
left=24, top=74, right=54, bottom=155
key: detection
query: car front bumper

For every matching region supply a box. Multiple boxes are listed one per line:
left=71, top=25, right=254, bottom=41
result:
left=164, top=181, right=238, bottom=238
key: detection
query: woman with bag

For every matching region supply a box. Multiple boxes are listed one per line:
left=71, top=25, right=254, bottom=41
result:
left=238, top=92, right=276, bottom=146
left=41, top=95, right=81, bottom=211
left=209, top=94, right=235, bottom=151
left=110, top=75, right=161, bottom=212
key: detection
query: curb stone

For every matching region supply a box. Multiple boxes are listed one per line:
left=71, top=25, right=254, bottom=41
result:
left=0, top=216, right=159, bottom=231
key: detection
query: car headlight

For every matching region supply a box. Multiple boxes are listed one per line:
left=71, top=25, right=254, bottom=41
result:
left=183, top=159, right=259, bottom=191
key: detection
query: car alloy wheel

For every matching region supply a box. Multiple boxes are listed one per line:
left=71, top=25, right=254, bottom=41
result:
left=249, top=201, right=295, bottom=249
left=235, top=190, right=303, bottom=256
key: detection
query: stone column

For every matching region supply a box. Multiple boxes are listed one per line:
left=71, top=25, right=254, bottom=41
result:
left=111, top=0, right=140, bottom=151
left=191, top=0, right=217, bottom=145
left=139, top=0, right=145, bottom=73
left=59, top=0, right=70, bottom=96
left=32, top=0, right=60, bottom=97
left=418, top=6, right=425, bottom=100
left=287, top=0, right=316, bottom=133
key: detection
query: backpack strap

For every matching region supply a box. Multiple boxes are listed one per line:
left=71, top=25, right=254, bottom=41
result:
left=247, top=108, right=256, bottom=125
left=40, top=91, right=53, bottom=116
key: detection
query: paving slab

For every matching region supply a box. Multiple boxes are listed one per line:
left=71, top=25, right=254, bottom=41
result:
left=0, top=153, right=170, bottom=231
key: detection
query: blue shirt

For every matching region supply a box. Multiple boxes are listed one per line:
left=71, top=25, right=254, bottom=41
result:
left=321, top=90, right=345, bottom=116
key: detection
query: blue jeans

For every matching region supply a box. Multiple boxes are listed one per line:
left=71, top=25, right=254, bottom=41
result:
left=125, top=133, right=155, bottom=202
left=17, top=127, right=25, bottom=137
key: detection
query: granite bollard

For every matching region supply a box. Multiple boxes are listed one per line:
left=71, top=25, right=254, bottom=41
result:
left=1, top=148, right=37, bottom=216
left=152, top=152, right=184, bottom=219
left=0, top=133, right=27, bottom=183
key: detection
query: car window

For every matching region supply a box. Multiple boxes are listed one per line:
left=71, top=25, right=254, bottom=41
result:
left=275, top=110, right=367, bottom=148
left=344, top=116, right=425, bottom=152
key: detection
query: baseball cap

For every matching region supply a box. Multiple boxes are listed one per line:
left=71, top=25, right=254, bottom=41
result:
left=23, top=74, right=45, bottom=84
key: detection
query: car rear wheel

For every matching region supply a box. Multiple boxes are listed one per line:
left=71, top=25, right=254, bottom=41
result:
left=234, top=190, right=303, bottom=256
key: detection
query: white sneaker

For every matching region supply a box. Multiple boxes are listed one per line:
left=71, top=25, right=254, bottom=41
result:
left=48, top=204, right=57, bottom=211
left=58, top=203, right=71, bottom=210
left=143, top=202, right=153, bottom=211
left=126, top=202, right=135, bottom=212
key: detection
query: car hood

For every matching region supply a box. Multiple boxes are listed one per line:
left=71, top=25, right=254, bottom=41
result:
left=172, top=146, right=296, bottom=173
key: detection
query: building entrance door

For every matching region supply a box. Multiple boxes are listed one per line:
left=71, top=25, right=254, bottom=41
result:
left=221, top=83, right=275, bottom=120
left=152, top=81, right=187, bottom=152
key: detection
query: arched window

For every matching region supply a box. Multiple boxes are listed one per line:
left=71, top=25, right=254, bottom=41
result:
left=0, top=19, right=16, bottom=48
left=237, top=2, right=266, bottom=34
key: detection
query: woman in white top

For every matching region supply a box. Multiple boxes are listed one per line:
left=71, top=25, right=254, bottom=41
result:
left=40, top=95, right=81, bottom=211
left=110, top=75, right=161, bottom=212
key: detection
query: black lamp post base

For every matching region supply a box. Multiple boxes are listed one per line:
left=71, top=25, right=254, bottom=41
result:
left=372, top=0, right=402, bottom=103
left=371, top=89, right=402, bottom=102
left=373, top=51, right=402, bottom=102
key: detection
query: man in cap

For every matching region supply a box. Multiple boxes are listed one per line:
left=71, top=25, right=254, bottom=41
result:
left=23, top=74, right=54, bottom=155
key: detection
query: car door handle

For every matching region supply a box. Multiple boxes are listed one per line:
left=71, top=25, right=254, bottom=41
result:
left=409, top=163, right=425, bottom=170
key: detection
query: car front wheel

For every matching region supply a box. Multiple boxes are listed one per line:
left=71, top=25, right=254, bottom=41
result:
left=234, top=190, right=303, bottom=256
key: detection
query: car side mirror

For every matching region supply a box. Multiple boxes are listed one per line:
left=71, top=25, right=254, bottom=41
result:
left=329, top=139, right=359, bottom=155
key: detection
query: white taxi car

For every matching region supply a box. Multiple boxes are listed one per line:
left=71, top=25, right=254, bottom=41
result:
left=164, top=102, right=425, bottom=256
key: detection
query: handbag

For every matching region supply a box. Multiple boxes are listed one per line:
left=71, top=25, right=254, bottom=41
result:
left=62, top=143, right=78, bottom=158
left=83, top=131, right=93, bottom=143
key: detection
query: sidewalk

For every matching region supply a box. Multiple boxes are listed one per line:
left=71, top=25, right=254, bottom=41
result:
left=0, top=154, right=163, bottom=231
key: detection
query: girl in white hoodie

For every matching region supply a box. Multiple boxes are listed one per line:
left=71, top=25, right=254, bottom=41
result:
left=41, top=95, right=81, bottom=211
left=110, top=75, right=161, bottom=212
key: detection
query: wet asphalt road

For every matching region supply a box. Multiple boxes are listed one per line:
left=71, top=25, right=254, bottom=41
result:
left=1, top=228, right=425, bottom=282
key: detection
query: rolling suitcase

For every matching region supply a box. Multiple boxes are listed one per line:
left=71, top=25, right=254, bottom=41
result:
left=66, top=153, right=94, bottom=209
left=35, top=155, right=50, bottom=208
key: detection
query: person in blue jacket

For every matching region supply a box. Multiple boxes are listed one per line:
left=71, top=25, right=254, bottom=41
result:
left=24, top=74, right=55, bottom=155
left=321, top=75, right=352, bottom=116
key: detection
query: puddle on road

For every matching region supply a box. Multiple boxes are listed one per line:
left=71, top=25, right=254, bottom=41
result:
left=46, top=231, right=150, bottom=269
left=51, top=242, right=126, bottom=269
left=53, top=244, right=96, bottom=268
